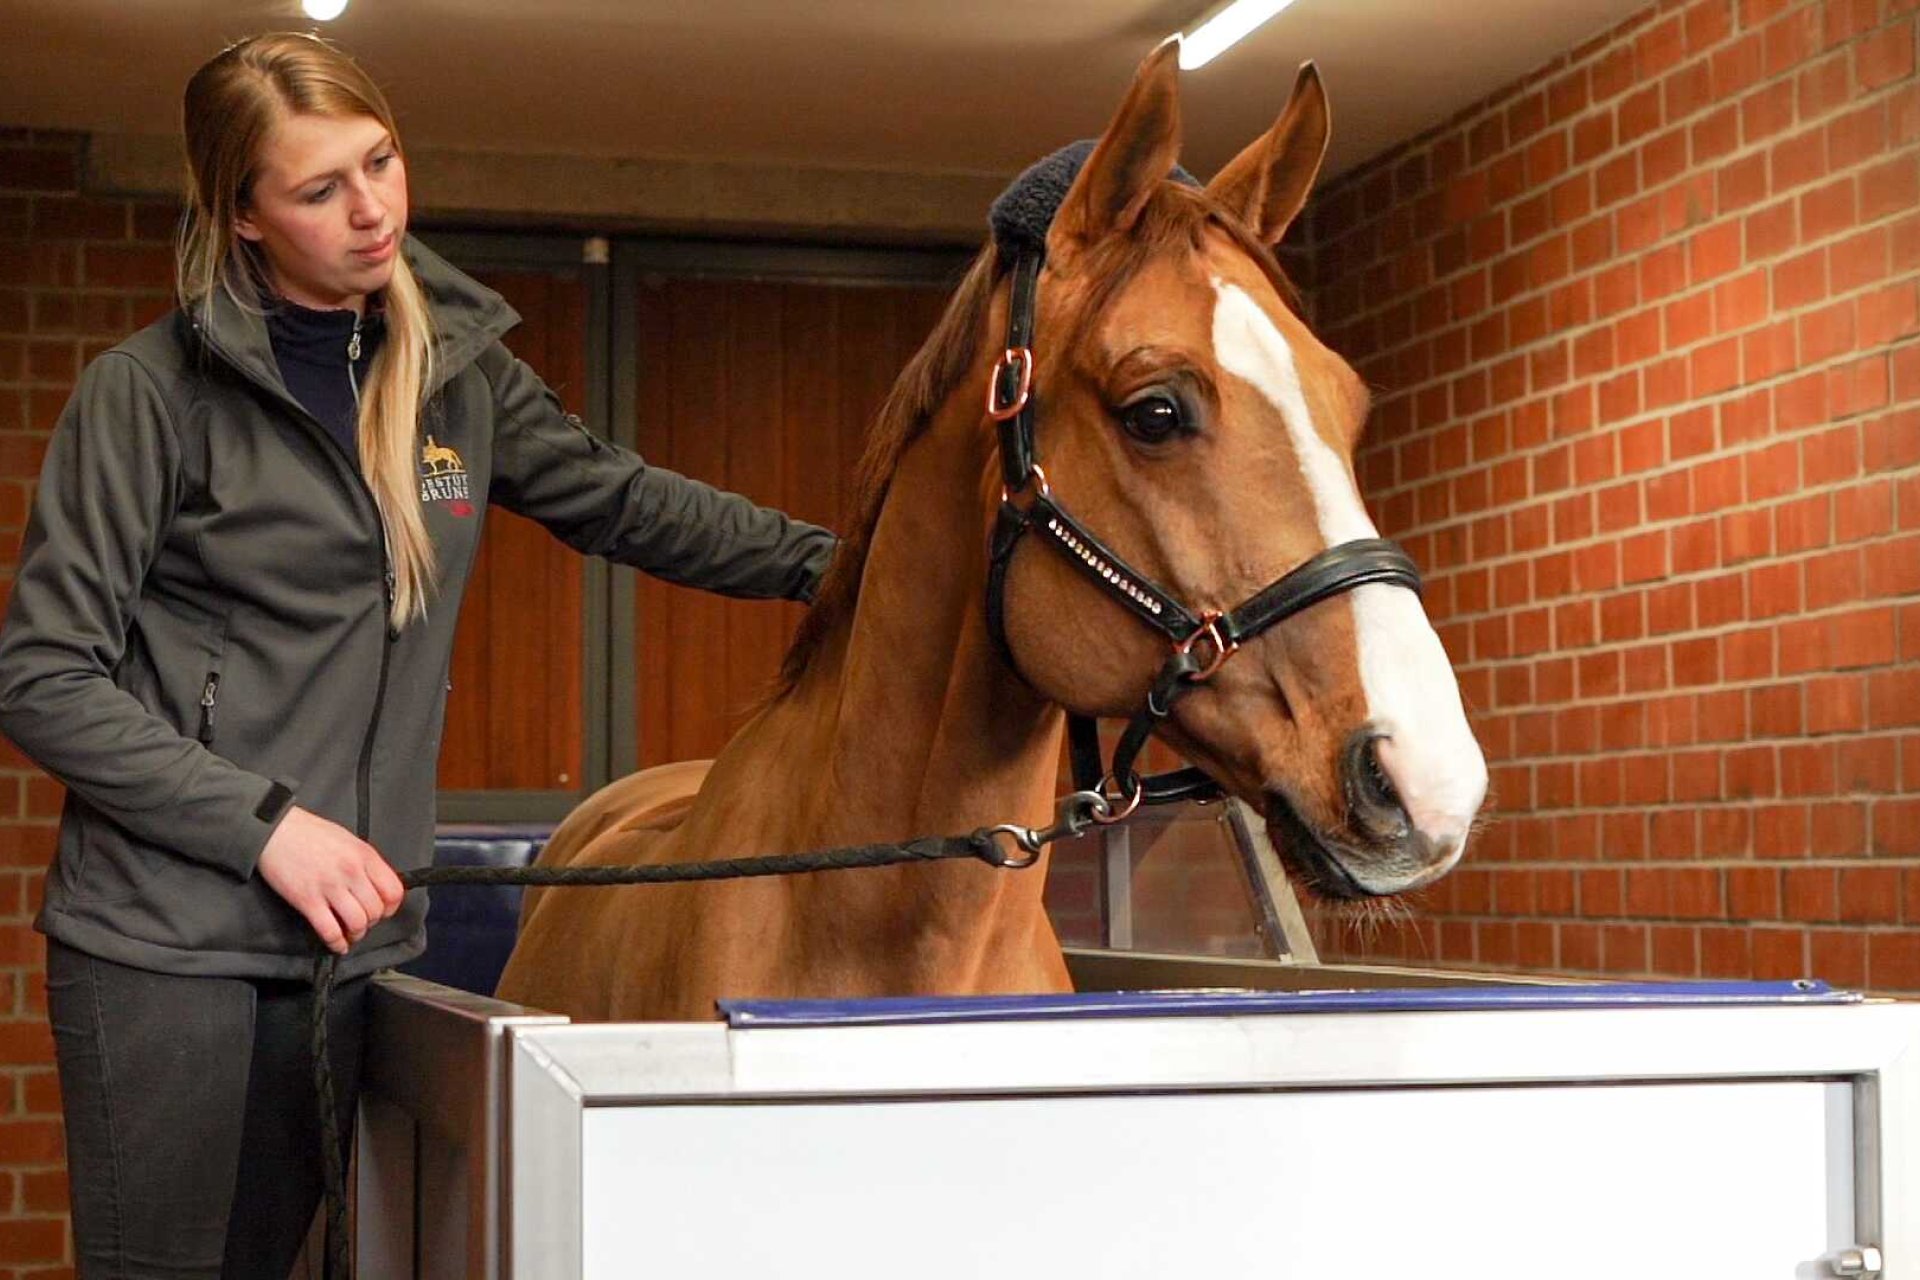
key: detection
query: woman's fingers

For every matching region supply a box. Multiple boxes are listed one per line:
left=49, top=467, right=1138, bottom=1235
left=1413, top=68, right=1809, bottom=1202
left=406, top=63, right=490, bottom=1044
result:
left=367, top=854, right=407, bottom=916
left=258, top=806, right=414, bottom=950
left=329, top=885, right=372, bottom=945
left=300, top=894, right=350, bottom=955
left=346, top=881, right=384, bottom=938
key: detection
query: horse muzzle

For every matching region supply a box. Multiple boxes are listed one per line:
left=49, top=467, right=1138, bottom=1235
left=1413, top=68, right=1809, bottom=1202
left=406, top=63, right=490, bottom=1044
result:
left=1263, top=776, right=1468, bottom=901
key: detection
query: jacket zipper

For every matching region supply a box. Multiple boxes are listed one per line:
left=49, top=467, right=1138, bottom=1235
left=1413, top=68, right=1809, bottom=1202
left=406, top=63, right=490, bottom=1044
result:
left=347, top=313, right=397, bottom=842
left=356, top=561, right=398, bottom=842
left=192, top=314, right=399, bottom=843
left=346, top=315, right=363, bottom=409
left=198, top=673, right=220, bottom=744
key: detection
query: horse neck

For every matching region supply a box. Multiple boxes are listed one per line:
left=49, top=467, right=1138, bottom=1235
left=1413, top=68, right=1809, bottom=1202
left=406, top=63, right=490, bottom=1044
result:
left=832, top=405, right=1060, bottom=836
left=771, top=385, right=1068, bottom=958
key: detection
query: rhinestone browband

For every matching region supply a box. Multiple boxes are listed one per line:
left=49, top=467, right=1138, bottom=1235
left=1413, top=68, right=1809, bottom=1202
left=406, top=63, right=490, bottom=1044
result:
left=1044, top=515, right=1166, bottom=616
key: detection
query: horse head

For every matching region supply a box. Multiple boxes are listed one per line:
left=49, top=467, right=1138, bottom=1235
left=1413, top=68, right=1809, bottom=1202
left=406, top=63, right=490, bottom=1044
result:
left=993, top=42, right=1487, bottom=899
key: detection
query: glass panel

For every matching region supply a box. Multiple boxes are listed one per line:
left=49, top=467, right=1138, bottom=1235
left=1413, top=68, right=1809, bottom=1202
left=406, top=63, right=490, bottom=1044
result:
left=1044, top=799, right=1277, bottom=959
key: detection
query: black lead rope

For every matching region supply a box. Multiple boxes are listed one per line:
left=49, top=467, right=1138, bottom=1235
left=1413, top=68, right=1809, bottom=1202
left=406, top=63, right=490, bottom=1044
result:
left=310, top=825, right=1074, bottom=1279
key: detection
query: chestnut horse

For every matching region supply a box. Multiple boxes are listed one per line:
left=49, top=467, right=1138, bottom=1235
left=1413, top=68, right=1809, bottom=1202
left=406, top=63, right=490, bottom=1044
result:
left=496, top=44, right=1487, bottom=1022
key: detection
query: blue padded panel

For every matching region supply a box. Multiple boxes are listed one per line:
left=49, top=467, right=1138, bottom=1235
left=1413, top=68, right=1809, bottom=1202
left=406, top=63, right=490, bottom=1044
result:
left=398, top=826, right=551, bottom=997
left=721, top=981, right=1855, bottom=1027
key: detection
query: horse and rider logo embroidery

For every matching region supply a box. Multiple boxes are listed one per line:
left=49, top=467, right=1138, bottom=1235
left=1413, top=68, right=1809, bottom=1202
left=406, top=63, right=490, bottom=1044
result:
left=420, top=436, right=473, bottom=516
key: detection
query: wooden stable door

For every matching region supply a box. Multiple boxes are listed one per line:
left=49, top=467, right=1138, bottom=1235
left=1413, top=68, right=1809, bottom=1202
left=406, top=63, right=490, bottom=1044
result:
left=632, top=278, right=948, bottom=767
left=437, top=269, right=588, bottom=793
left=432, top=248, right=950, bottom=799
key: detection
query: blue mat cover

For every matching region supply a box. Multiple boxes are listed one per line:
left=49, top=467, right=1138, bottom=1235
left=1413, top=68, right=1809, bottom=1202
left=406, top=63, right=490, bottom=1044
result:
left=720, top=981, right=1859, bottom=1028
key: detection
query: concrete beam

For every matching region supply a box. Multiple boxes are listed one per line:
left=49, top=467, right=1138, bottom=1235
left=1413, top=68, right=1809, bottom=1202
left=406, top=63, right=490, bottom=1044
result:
left=85, top=133, right=1001, bottom=246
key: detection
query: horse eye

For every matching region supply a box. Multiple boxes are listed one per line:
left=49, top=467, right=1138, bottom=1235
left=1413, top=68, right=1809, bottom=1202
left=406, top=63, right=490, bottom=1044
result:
left=1117, top=395, right=1185, bottom=445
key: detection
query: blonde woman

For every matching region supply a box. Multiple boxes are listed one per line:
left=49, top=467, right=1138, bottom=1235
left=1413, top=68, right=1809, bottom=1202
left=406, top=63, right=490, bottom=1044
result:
left=0, top=31, right=833, bottom=1278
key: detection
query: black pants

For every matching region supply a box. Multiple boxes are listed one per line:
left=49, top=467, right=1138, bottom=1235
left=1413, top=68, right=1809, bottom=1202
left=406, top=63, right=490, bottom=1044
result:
left=44, top=939, right=370, bottom=1280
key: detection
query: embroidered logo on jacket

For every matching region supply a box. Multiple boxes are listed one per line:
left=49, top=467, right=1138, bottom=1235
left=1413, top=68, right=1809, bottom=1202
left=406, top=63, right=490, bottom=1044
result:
left=420, top=436, right=473, bottom=516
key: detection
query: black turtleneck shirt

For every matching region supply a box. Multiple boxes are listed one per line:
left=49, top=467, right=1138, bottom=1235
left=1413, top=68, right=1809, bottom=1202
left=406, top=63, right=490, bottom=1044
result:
left=263, top=299, right=385, bottom=466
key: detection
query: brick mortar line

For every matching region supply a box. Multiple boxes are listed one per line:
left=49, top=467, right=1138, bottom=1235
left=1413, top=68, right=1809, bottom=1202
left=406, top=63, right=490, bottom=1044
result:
left=1445, top=614, right=1920, bottom=669
left=1428, top=856, right=1920, bottom=869
left=1320, top=82, right=1920, bottom=314
left=1362, top=452, right=1920, bottom=566
left=1352, top=354, right=1918, bottom=517
left=1392, top=908, right=1920, bottom=925
left=1347, top=250, right=1920, bottom=447
left=1351, top=258, right=1920, bottom=442
left=1433, top=571, right=1920, bottom=634
left=1304, top=0, right=1861, bottom=203
left=1322, top=151, right=1918, bottom=373
left=1436, top=582, right=1920, bottom=636
left=1476, top=730, right=1920, bottom=761
left=1314, top=12, right=1918, bottom=269
left=1485, top=799, right=1919, bottom=817
left=1350, top=260, right=1920, bottom=436
left=1386, top=468, right=1920, bottom=568
left=1478, top=808, right=1916, bottom=827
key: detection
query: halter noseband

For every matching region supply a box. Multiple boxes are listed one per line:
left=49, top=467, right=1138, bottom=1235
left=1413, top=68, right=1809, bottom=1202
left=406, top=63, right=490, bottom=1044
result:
left=983, top=249, right=1425, bottom=817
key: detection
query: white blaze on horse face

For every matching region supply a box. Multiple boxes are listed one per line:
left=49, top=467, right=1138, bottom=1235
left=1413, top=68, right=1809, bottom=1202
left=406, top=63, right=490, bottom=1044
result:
left=1209, top=279, right=1488, bottom=858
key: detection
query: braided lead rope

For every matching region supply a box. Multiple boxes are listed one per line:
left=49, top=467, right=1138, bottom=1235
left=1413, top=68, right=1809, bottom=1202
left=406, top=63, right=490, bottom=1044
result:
left=312, top=824, right=1060, bottom=1278
left=311, top=949, right=347, bottom=1280
left=397, top=832, right=1006, bottom=889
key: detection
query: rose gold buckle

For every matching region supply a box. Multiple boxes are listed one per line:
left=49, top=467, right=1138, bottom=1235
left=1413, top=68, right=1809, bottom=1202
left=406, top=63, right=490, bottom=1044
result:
left=986, top=347, right=1034, bottom=421
left=1175, top=611, right=1238, bottom=681
left=1091, top=772, right=1143, bottom=825
left=1000, top=462, right=1051, bottom=506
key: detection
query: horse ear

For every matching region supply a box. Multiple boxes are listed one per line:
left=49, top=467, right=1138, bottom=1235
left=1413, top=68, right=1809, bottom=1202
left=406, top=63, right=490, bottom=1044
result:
left=1206, top=62, right=1330, bottom=247
left=1051, top=39, right=1183, bottom=250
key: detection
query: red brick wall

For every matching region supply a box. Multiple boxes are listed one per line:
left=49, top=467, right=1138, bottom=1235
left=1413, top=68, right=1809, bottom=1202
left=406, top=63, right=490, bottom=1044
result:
left=0, top=128, right=178, bottom=1278
left=1302, top=0, right=1920, bottom=990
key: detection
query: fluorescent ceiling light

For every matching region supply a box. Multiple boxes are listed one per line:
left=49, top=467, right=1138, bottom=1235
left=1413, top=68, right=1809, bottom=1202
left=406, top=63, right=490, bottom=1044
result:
left=1178, top=0, right=1298, bottom=70
left=303, top=0, right=349, bottom=20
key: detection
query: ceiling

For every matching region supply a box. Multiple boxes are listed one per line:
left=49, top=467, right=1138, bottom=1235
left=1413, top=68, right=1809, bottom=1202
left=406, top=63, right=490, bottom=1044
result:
left=4, top=0, right=1652, bottom=184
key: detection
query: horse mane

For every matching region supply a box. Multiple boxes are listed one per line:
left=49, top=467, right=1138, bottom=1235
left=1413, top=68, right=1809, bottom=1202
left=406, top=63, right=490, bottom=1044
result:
left=777, top=245, right=1000, bottom=688
left=774, top=181, right=1302, bottom=693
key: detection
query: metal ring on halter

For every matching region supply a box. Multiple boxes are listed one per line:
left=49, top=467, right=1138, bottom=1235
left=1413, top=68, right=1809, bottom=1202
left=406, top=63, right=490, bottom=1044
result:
left=1091, top=772, right=1143, bottom=825
left=1000, top=462, right=1052, bottom=506
left=1040, top=788, right=1109, bottom=841
left=1174, top=610, right=1238, bottom=682
left=978, top=825, right=1043, bottom=868
left=986, top=346, right=1034, bottom=421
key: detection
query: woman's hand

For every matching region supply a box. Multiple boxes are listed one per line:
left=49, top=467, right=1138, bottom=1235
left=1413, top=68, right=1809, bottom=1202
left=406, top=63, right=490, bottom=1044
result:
left=255, top=806, right=408, bottom=954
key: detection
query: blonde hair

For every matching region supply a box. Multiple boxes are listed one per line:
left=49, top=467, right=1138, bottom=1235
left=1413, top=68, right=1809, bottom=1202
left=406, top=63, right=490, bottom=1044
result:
left=178, top=31, right=436, bottom=627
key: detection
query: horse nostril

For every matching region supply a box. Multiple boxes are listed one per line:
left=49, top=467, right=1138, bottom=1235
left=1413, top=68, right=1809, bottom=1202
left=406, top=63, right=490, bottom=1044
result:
left=1343, top=730, right=1408, bottom=841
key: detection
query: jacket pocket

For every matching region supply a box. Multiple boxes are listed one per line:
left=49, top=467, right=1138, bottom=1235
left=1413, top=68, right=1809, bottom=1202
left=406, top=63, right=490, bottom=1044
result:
left=196, top=671, right=221, bottom=746
left=60, top=811, right=145, bottom=906
left=191, top=611, right=232, bottom=748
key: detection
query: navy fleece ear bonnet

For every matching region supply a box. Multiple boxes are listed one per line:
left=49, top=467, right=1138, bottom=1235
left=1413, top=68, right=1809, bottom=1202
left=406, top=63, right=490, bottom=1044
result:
left=987, top=139, right=1202, bottom=257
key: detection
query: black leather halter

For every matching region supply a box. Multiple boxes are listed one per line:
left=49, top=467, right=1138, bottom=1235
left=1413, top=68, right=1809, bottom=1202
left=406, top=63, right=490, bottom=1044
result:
left=983, top=250, right=1425, bottom=817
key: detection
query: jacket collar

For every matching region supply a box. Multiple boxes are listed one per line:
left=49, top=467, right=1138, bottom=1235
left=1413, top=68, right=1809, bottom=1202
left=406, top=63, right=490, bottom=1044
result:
left=190, top=234, right=521, bottom=411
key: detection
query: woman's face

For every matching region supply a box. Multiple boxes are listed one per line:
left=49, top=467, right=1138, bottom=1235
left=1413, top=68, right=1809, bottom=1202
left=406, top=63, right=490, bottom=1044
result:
left=234, top=111, right=408, bottom=314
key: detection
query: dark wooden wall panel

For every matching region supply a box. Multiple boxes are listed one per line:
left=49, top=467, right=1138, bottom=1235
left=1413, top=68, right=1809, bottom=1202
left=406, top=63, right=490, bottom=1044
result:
left=724, top=284, right=790, bottom=737
left=438, top=270, right=587, bottom=790
left=443, top=264, right=1180, bottom=793
left=634, top=279, right=948, bottom=767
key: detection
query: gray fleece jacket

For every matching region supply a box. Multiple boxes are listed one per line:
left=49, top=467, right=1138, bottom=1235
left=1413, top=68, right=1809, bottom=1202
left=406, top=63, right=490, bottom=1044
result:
left=0, top=237, right=834, bottom=981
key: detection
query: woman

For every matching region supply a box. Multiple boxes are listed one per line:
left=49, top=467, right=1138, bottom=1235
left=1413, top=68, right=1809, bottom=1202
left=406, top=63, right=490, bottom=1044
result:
left=0, top=31, right=834, bottom=1278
